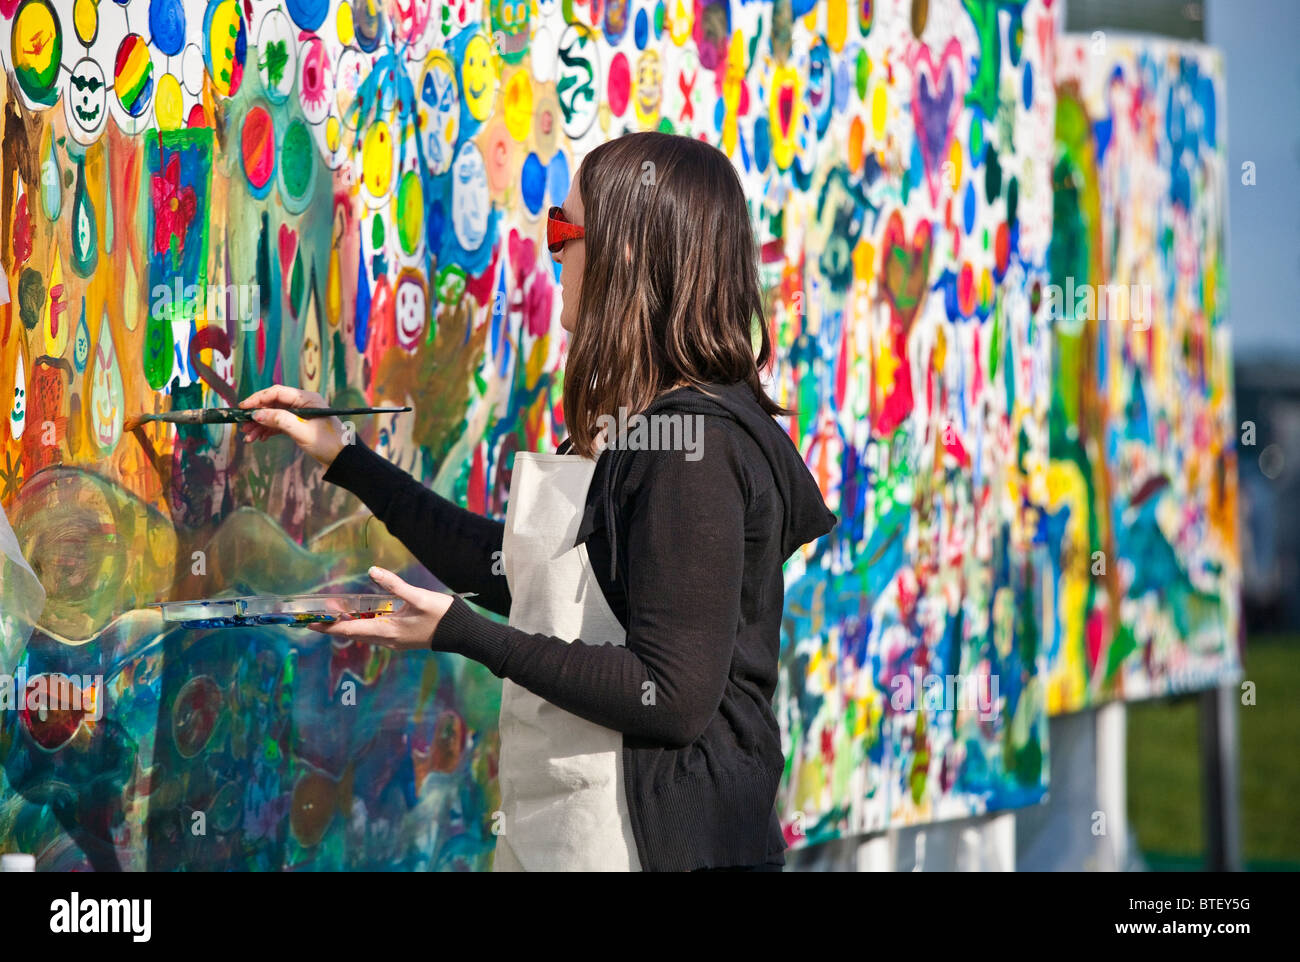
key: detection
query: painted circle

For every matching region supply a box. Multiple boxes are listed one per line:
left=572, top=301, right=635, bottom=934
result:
left=556, top=24, right=600, bottom=138
left=297, top=33, right=332, bottom=124
left=256, top=8, right=298, bottom=103
left=502, top=69, right=534, bottom=141
left=155, top=72, right=185, bottom=129
left=241, top=104, right=277, bottom=191
left=608, top=51, right=630, bottom=117
left=204, top=0, right=247, bottom=98
left=360, top=120, right=395, bottom=202
left=114, top=34, right=155, bottom=117
left=172, top=676, right=223, bottom=759
left=279, top=117, right=316, bottom=209
left=285, top=0, right=329, bottom=32
left=12, top=0, right=64, bottom=107
left=150, top=0, right=187, bottom=57
left=73, top=0, right=98, bottom=45
left=396, top=170, right=424, bottom=255
left=181, top=42, right=206, bottom=95
left=419, top=51, right=459, bottom=175
left=451, top=141, right=490, bottom=250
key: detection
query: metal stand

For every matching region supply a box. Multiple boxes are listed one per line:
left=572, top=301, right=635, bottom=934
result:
left=1199, top=681, right=1243, bottom=871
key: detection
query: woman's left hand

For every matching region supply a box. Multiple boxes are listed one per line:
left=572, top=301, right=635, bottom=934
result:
left=309, top=566, right=453, bottom=650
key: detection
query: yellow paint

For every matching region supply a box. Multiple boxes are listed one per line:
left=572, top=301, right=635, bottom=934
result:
left=853, top=240, right=875, bottom=286
left=73, top=0, right=99, bottom=47
left=155, top=73, right=184, bottom=130
left=502, top=69, right=533, bottom=142
left=947, top=138, right=963, bottom=189
left=827, top=0, right=848, bottom=51
left=668, top=0, right=693, bottom=46
left=871, top=83, right=888, bottom=139
left=43, top=251, right=70, bottom=357
left=361, top=121, right=394, bottom=197
left=207, top=0, right=244, bottom=98
left=336, top=0, right=356, bottom=46
left=720, top=32, right=746, bottom=155
left=1045, top=460, right=1089, bottom=714
left=325, top=115, right=342, bottom=155
left=326, top=245, right=342, bottom=327
left=769, top=65, right=801, bottom=170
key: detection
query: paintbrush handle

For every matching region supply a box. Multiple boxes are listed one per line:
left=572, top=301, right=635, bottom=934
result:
left=137, top=406, right=412, bottom=426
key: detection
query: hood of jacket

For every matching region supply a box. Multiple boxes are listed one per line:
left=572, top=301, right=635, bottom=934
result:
left=582, top=381, right=838, bottom=582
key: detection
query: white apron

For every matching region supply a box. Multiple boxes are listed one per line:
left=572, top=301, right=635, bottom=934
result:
left=491, top=452, right=641, bottom=872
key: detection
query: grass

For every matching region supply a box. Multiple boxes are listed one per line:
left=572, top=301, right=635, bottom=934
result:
left=1126, top=633, right=1300, bottom=870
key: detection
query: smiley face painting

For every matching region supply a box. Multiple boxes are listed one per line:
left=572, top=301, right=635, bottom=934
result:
left=0, top=0, right=1236, bottom=870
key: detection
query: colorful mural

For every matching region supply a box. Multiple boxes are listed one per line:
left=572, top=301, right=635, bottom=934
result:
left=0, top=0, right=1237, bottom=871
left=1045, top=35, right=1239, bottom=713
left=766, top=0, right=1057, bottom=841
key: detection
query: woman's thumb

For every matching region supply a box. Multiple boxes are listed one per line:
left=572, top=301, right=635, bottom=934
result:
left=368, top=566, right=420, bottom=605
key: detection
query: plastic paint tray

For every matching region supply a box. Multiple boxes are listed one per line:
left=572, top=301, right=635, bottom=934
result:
left=150, top=594, right=404, bottom=629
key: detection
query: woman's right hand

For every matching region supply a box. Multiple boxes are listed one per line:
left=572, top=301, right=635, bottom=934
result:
left=239, top=385, right=347, bottom=468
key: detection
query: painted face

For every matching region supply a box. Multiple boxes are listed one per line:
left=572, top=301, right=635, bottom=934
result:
left=634, top=51, right=662, bottom=128
left=65, top=58, right=107, bottom=143
left=420, top=52, right=459, bottom=175
left=394, top=270, right=428, bottom=350
left=91, top=314, right=124, bottom=453
left=9, top=353, right=25, bottom=441
left=463, top=34, right=499, bottom=122
left=301, top=330, right=321, bottom=392
left=491, top=0, right=530, bottom=63
left=452, top=142, right=489, bottom=251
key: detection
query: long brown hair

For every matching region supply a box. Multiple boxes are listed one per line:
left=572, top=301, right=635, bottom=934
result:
left=561, top=131, right=786, bottom=457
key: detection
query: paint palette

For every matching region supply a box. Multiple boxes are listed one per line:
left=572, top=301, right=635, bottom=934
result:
left=150, top=594, right=404, bottom=629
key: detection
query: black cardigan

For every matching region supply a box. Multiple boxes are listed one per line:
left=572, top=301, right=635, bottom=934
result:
left=321, top=382, right=837, bottom=870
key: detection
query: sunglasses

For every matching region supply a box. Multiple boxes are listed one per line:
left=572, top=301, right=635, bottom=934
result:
left=547, top=205, right=585, bottom=254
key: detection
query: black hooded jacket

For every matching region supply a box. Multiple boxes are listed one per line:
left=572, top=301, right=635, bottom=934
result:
left=322, top=381, right=837, bottom=870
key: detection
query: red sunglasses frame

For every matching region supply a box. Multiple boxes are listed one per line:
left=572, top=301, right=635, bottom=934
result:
left=547, top=206, right=585, bottom=254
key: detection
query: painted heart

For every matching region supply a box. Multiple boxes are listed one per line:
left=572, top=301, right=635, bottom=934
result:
left=278, top=223, right=298, bottom=280
left=879, top=209, right=934, bottom=329
left=910, top=38, right=965, bottom=205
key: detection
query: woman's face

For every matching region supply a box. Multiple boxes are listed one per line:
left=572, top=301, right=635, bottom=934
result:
left=552, top=180, right=585, bottom=333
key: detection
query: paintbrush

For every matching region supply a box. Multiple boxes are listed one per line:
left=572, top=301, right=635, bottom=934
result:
left=124, top=406, right=412, bottom=432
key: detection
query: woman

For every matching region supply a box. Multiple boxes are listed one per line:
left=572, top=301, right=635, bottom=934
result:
left=240, top=131, right=836, bottom=872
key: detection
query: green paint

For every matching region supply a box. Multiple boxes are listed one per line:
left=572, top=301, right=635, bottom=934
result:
left=281, top=119, right=314, bottom=200
left=261, top=40, right=290, bottom=87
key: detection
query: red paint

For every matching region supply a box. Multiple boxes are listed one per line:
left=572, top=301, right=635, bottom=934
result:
left=467, top=442, right=486, bottom=515
left=13, top=193, right=32, bottom=267
left=150, top=151, right=197, bottom=258
left=608, top=52, right=630, bottom=117
left=241, top=106, right=276, bottom=190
